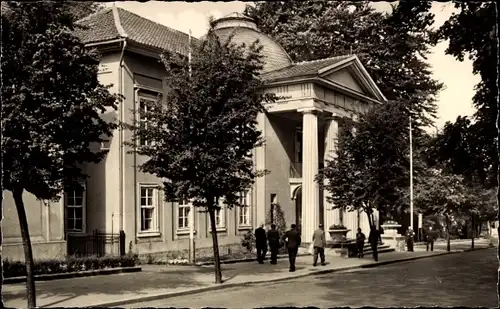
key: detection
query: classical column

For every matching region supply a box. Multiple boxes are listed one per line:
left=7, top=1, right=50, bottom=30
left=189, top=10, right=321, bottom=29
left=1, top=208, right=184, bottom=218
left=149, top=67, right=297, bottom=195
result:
left=323, top=115, right=340, bottom=230
left=299, top=107, right=320, bottom=243
left=255, top=112, right=267, bottom=228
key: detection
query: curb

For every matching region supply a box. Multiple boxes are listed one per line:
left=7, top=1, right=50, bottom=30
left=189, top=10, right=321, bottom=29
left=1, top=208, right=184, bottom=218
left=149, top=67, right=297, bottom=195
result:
left=87, top=248, right=495, bottom=308
left=195, top=253, right=309, bottom=266
left=3, top=266, right=142, bottom=284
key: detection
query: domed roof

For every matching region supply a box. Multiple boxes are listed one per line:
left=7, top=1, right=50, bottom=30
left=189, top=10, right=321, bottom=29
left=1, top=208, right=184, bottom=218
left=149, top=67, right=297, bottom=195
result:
left=211, top=13, right=292, bottom=73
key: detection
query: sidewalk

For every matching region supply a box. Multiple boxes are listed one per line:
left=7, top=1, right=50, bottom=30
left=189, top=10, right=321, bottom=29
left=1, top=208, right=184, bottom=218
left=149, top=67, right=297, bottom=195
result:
left=3, top=239, right=493, bottom=308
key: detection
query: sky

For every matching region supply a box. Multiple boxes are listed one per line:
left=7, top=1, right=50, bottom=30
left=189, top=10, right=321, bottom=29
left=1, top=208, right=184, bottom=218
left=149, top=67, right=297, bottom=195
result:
left=109, top=1, right=480, bottom=131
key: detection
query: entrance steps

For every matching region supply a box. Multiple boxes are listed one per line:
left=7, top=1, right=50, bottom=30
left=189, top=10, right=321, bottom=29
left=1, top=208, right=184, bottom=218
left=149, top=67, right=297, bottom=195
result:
left=328, top=243, right=395, bottom=257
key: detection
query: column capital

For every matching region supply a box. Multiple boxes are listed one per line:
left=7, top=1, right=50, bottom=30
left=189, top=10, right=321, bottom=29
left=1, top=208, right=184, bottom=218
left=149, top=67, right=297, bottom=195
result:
left=297, top=107, right=323, bottom=115
left=323, top=113, right=342, bottom=121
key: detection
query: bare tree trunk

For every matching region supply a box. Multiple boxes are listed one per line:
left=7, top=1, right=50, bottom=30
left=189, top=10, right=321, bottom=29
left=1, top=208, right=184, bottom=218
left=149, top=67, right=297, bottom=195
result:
left=13, top=189, right=36, bottom=308
left=208, top=205, right=222, bottom=284
left=445, top=214, right=450, bottom=252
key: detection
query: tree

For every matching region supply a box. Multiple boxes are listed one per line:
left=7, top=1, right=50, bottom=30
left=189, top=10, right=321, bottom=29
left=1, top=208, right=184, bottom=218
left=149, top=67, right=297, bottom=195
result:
left=318, top=101, right=413, bottom=230
left=413, top=169, right=475, bottom=251
left=65, top=2, right=104, bottom=21
left=431, top=2, right=498, bottom=190
left=125, top=22, right=276, bottom=284
left=245, top=1, right=443, bottom=131
left=1, top=2, right=119, bottom=307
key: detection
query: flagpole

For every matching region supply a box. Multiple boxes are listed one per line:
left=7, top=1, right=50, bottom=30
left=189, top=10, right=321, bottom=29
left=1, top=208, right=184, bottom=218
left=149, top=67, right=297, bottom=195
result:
left=188, top=29, right=195, bottom=264
left=409, top=114, right=414, bottom=230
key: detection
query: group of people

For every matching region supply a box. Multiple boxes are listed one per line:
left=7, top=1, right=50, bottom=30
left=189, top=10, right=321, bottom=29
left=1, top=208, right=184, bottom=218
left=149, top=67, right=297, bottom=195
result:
left=254, top=223, right=302, bottom=271
left=254, top=223, right=384, bottom=272
left=405, top=226, right=438, bottom=252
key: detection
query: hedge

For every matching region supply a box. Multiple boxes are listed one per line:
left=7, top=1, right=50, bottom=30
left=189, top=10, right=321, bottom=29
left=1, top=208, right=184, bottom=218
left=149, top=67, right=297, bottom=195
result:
left=3, top=254, right=138, bottom=278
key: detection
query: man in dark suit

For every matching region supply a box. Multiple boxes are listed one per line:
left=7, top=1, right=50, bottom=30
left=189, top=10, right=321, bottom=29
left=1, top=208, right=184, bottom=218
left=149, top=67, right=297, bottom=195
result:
left=254, top=223, right=268, bottom=264
left=267, top=224, right=281, bottom=264
left=426, top=226, right=436, bottom=251
left=283, top=223, right=301, bottom=272
left=368, top=226, right=382, bottom=262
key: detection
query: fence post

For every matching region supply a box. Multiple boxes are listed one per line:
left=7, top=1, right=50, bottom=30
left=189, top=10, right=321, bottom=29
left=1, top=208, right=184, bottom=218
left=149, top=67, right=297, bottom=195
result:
left=119, top=230, right=126, bottom=256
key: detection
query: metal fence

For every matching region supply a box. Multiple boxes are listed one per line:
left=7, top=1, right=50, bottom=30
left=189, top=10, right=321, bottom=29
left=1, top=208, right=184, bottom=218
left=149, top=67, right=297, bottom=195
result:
left=67, top=230, right=125, bottom=257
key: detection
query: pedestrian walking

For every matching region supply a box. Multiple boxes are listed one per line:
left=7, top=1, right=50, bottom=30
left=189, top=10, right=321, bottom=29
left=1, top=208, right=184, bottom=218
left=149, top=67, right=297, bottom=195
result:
left=254, top=223, right=268, bottom=264
left=368, top=226, right=381, bottom=262
left=426, top=226, right=436, bottom=251
left=406, top=227, right=415, bottom=252
left=312, top=224, right=327, bottom=266
left=282, top=223, right=301, bottom=272
left=356, top=228, right=366, bottom=258
left=267, top=224, right=281, bottom=264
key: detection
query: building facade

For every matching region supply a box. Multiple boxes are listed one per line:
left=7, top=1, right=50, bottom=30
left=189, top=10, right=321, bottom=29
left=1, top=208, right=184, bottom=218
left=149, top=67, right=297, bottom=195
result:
left=1, top=7, right=386, bottom=261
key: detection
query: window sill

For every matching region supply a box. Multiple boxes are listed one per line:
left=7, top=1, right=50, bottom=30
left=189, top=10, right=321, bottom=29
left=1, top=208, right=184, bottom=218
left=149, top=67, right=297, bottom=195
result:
left=237, top=225, right=253, bottom=231
left=137, top=231, right=161, bottom=238
left=176, top=229, right=197, bottom=236
left=66, top=230, right=86, bottom=235
left=210, top=227, right=227, bottom=233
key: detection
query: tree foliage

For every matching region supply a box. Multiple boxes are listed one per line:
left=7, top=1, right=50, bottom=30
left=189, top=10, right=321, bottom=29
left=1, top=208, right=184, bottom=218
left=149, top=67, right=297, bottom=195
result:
left=245, top=1, right=443, bottom=130
left=65, top=2, right=104, bottom=21
left=125, top=25, right=276, bottom=283
left=318, top=102, right=413, bottom=226
left=429, top=2, right=498, bottom=191
left=2, top=1, right=119, bottom=306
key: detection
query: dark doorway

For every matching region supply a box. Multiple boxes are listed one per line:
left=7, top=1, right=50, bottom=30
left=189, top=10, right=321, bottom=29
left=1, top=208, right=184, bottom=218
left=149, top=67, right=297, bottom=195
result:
left=295, top=187, right=302, bottom=232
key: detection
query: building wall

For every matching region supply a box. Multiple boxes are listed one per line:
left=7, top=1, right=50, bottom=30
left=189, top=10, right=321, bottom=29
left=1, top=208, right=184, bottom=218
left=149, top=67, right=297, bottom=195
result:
left=120, top=51, right=257, bottom=256
left=2, top=190, right=66, bottom=261
left=264, top=114, right=299, bottom=228
left=85, top=52, right=121, bottom=235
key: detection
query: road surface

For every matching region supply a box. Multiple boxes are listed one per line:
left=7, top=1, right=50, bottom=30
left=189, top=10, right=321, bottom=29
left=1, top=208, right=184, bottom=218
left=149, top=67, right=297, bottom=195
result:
left=124, top=248, right=498, bottom=308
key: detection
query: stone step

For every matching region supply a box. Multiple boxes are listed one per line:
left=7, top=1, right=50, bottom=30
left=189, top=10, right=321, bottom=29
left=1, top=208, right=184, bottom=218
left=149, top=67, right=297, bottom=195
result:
left=332, top=244, right=394, bottom=257
left=362, top=246, right=395, bottom=255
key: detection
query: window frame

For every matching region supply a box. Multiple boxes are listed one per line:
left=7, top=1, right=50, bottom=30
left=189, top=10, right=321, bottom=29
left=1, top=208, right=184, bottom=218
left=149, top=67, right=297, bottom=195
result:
left=137, top=96, right=157, bottom=147
left=213, top=199, right=227, bottom=232
left=237, top=191, right=252, bottom=229
left=177, top=198, right=191, bottom=232
left=137, top=183, right=161, bottom=237
left=65, top=182, right=86, bottom=234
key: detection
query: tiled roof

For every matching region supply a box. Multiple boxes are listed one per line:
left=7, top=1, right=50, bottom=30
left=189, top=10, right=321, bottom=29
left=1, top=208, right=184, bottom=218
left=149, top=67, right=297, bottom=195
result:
left=76, top=7, right=197, bottom=56
left=261, top=55, right=353, bottom=82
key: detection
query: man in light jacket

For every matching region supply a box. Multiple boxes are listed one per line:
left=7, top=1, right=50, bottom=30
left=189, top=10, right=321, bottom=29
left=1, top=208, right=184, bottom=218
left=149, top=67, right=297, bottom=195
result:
left=312, top=224, right=327, bottom=266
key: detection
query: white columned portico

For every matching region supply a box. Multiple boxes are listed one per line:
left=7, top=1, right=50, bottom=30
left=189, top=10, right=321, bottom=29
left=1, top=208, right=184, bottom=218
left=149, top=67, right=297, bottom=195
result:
left=323, top=115, right=340, bottom=230
left=298, top=107, right=320, bottom=243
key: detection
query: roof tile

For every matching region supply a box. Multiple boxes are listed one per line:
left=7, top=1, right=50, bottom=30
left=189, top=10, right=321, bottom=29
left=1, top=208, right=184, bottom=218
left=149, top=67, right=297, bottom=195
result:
left=261, top=55, right=353, bottom=82
left=76, top=7, right=197, bottom=56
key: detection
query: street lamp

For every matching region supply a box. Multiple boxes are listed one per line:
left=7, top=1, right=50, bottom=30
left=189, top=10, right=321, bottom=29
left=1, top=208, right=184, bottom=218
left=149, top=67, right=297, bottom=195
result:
left=409, top=113, right=414, bottom=230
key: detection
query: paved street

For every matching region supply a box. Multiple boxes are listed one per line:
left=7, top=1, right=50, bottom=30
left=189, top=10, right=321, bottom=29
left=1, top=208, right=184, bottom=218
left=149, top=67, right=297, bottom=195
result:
left=125, top=248, right=498, bottom=308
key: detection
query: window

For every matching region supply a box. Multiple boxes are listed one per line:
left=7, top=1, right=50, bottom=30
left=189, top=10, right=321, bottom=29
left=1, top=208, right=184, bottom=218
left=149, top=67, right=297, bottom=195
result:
left=66, top=185, right=85, bottom=232
left=178, top=199, right=190, bottom=230
left=238, top=191, right=251, bottom=227
left=138, top=97, right=155, bottom=146
left=139, top=185, right=159, bottom=233
left=295, top=128, right=303, bottom=163
left=215, top=200, right=226, bottom=229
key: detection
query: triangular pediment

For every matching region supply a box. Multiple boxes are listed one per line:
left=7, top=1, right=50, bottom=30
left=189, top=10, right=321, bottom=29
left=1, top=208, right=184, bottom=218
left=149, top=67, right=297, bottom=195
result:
left=318, top=56, right=387, bottom=103
left=323, top=68, right=367, bottom=95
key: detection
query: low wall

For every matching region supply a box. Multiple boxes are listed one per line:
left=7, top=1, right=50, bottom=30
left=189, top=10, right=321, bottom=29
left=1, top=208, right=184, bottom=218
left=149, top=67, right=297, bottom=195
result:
left=2, top=241, right=67, bottom=261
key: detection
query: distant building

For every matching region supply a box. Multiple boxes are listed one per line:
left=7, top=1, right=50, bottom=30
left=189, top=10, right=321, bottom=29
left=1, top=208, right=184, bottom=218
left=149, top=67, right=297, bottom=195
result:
left=2, top=6, right=386, bottom=260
